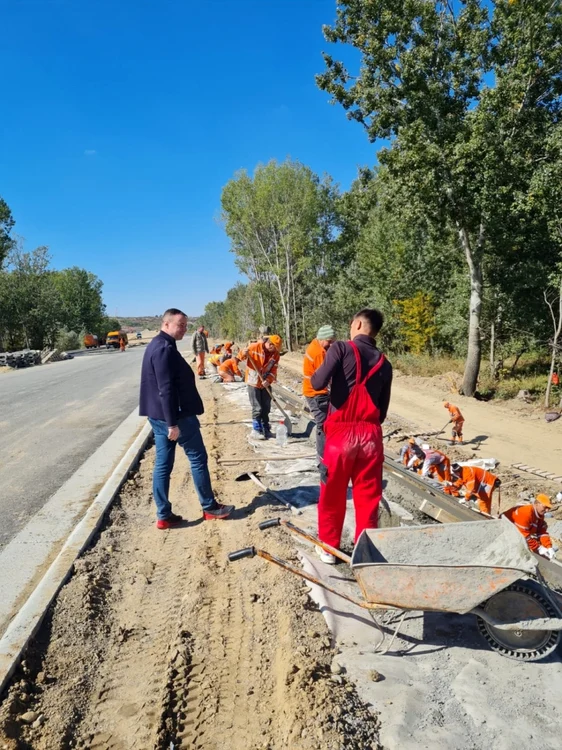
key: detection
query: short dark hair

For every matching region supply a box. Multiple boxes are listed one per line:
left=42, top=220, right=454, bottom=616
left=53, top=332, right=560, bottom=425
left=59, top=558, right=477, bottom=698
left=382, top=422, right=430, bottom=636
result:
left=162, top=308, right=187, bottom=320
left=353, top=308, right=384, bottom=336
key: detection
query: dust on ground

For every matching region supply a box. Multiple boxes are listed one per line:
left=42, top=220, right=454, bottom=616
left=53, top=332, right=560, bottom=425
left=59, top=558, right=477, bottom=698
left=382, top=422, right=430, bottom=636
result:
left=0, top=376, right=381, bottom=750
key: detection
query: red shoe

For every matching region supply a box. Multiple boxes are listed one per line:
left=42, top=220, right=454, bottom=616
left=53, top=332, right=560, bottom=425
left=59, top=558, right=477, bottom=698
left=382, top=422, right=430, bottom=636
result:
left=156, top=512, right=184, bottom=529
left=203, top=503, right=234, bottom=520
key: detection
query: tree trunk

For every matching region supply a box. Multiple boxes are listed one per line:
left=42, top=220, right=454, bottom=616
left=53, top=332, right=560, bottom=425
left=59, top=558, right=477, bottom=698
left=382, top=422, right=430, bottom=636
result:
left=459, top=226, right=483, bottom=397
left=489, top=320, right=495, bottom=379
left=544, top=275, right=562, bottom=408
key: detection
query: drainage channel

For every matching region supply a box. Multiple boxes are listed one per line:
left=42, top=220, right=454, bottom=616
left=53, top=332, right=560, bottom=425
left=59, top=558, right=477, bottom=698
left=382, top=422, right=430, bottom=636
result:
left=271, top=384, right=562, bottom=590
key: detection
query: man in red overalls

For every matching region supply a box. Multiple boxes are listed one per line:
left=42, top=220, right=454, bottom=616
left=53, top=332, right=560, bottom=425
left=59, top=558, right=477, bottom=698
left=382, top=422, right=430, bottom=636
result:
left=310, top=309, right=393, bottom=563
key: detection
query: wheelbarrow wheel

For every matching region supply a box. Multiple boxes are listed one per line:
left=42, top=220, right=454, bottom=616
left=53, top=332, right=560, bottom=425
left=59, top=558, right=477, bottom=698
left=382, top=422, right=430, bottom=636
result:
left=476, top=580, right=561, bottom=662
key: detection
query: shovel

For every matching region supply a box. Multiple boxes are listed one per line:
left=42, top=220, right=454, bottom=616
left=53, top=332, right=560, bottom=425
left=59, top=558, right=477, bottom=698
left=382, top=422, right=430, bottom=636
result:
left=235, top=471, right=301, bottom=515
left=246, top=351, right=293, bottom=436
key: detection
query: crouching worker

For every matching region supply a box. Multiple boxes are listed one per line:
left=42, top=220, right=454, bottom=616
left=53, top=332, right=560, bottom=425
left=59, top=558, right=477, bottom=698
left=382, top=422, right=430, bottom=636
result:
left=310, top=309, right=392, bottom=564
left=243, top=335, right=282, bottom=440
left=503, top=494, right=556, bottom=560
left=400, top=438, right=425, bottom=471
left=303, top=325, right=336, bottom=462
left=445, top=463, right=501, bottom=515
left=218, top=354, right=243, bottom=383
left=420, top=448, right=451, bottom=483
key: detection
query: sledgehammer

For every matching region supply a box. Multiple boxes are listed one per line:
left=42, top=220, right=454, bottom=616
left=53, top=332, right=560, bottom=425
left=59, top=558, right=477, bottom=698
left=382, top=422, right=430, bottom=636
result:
left=235, top=471, right=302, bottom=515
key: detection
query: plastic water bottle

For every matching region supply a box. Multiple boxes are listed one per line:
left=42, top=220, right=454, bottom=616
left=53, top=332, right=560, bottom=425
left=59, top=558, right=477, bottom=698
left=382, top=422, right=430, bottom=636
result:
left=276, top=421, right=288, bottom=448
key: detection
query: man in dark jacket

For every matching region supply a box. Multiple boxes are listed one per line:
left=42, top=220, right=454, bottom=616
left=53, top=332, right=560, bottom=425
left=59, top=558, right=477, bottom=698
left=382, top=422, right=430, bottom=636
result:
left=310, top=309, right=392, bottom=563
left=140, top=309, right=233, bottom=528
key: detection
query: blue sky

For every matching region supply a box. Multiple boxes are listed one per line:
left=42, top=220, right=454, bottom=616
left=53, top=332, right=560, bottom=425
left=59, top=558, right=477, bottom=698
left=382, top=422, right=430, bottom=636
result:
left=1, top=0, right=375, bottom=316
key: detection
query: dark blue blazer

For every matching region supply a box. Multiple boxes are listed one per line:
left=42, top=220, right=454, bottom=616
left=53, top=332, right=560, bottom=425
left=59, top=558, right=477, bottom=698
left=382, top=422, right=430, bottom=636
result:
left=139, top=331, right=204, bottom=426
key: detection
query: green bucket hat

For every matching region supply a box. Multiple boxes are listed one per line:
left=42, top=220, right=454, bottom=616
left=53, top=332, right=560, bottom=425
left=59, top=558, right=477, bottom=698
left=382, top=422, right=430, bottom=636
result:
left=317, top=325, right=336, bottom=340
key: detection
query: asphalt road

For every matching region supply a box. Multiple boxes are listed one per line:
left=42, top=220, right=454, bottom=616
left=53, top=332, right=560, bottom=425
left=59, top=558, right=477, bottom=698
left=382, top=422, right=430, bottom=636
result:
left=0, top=339, right=190, bottom=549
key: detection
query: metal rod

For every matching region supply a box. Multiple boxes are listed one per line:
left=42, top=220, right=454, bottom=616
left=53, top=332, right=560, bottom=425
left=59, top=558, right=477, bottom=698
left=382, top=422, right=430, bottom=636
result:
left=277, top=519, right=351, bottom=564
left=254, top=549, right=387, bottom=611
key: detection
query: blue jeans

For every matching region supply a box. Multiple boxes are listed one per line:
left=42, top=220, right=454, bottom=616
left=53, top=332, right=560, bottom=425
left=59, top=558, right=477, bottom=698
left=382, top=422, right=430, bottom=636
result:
left=148, top=415, right=217, bottom=519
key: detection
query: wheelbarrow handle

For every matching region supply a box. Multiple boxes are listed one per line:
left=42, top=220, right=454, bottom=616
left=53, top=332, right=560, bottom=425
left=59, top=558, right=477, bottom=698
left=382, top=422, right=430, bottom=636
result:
left=258, top=518, right=281, bottom=530
left=228, top=547, right=257, bottom=562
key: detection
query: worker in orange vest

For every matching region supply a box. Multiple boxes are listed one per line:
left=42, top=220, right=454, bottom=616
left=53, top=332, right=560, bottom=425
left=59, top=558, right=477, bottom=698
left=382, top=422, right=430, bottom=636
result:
left=421, top=448, right=451, bottom=482
left=221, top=341, right=234, bottom=362
left=502, top=495, right=556, bottom=559
left=400, top=438, right=425, bottom=471
left=218, top=355, right=243, bottom=383
left=445, top=463, right=501, bottom=515
left=303, top=325, right=336, bottom=461
left=241, top=335, right=282, bottom=439
left=119, top=337, right=126, bottom=353
left=444, top=402, right=464, bottom=445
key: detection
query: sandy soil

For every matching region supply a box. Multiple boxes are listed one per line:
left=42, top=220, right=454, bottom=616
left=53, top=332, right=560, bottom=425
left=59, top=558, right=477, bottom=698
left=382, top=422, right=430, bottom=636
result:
left=0, top=375, right=380, bottom=750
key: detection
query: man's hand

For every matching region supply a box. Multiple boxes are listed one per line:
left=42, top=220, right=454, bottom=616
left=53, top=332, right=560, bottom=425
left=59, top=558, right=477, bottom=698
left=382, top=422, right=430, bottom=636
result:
left=168, top=425, right=180, bottom=441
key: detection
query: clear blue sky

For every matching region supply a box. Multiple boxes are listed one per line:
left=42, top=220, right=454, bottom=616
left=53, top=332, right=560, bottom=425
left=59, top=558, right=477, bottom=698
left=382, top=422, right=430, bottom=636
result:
left=1, top=0, right=375, bottom=316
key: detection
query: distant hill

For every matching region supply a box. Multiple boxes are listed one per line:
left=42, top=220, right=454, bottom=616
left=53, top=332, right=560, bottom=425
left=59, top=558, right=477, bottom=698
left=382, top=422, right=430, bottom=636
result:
left=118, top=315, right=199, bottom=332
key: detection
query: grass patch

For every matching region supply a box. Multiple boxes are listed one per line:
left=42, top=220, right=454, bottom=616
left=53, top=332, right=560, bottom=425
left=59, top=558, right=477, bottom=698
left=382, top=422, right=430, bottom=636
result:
left=392, top=352, right=464, bottom=377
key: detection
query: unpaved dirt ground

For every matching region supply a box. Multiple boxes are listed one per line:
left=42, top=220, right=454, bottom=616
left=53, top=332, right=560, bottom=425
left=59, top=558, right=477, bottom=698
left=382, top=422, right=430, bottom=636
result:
left=0, top=375, right=380, bottom=750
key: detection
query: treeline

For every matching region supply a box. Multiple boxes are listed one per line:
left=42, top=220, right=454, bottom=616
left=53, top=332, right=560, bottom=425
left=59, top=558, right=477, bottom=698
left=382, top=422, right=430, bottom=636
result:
left=0, top=199, right=117, bottom=351
left=199, top=0, right=562, bottom=399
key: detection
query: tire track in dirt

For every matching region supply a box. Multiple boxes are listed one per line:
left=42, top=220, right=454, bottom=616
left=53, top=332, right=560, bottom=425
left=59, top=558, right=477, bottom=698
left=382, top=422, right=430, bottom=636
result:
left=0, top=375, right=382, bottom=750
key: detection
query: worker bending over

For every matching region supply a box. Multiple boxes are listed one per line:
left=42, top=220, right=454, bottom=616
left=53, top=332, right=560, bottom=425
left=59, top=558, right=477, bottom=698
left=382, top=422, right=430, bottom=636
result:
left=303, top=325, right=336, bottom=462
left=445, top=463, right=501, bottom=515
left=310, top=309, right=392, bottom=563
left=221, top=341, right=234, bottom=361
left=400, top=438, right=425, bottom=471
left=444, top=402, right=464, bottom=445
left=503, top=495, right=556, bottom=560
left=192, top=326, right=209, bottom=378
left=243, top=335, right=282, bottom=440
left=421, top=448, right=451, bottom=482
left=218, top=354, right=243, bottom=383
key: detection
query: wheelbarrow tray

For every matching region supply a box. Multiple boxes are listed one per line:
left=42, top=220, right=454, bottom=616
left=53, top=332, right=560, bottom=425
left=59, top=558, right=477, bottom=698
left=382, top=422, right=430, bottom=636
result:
left=351, top=519, right=537, bottom=614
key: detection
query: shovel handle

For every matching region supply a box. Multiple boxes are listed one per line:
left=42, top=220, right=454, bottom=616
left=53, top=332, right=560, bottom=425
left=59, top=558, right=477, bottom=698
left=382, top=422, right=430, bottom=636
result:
left=259, top=518, right=281, bottom=530
left=228, top=547, right=256, bottom=562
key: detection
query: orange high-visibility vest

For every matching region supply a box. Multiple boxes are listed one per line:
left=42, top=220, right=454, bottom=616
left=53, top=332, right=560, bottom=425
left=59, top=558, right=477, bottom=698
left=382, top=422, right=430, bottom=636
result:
left=503, top=504, right=552, bottom=551
left=303, top=339, right=328, bottom=397
left=242, top=342, right=279, bottom=389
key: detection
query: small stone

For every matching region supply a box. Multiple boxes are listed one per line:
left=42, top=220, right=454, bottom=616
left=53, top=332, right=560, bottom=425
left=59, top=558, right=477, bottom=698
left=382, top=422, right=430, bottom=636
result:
left=20, top=711, right=39, bottom=724
left=369, top=669, right=383, bottom=682
left=32, top=715, right=45, bottom=728
left=307, top=630, right=320, bottom=638
left=330, top=675, right=343, bottom=684
left=36, top=672, right=46, bottom=684
left=330, top=661, right=343, bottom=675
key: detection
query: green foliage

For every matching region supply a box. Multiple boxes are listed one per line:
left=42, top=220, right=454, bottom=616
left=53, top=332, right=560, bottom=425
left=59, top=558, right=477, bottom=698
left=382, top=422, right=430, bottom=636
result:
left=55, top=328, right=81, bottom=351
left=396, top=293, right=437, bottom=354
left=0, top=197, right=15, bottom=268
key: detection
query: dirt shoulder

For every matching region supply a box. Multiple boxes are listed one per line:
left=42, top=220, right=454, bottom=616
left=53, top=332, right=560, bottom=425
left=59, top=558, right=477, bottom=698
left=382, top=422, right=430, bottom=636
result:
left=0, top=373, right=380, bottom=750
left=281, top=352, right=562, bottom=478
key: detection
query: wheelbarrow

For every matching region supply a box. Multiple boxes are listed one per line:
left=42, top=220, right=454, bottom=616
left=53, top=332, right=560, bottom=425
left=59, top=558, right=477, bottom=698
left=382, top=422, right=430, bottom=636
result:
left=228, top=518, right=562, bottom=661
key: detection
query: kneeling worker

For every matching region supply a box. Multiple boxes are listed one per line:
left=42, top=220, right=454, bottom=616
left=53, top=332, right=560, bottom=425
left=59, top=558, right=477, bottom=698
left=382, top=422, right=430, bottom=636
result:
left=243, top=335, right=282, bottom=440
left=218, top=354, right=243, bottom=383
left=445, top=463, right=501, bottom=515
left=420, top=448, right=451, bottom=483
left=503, top=495, right=556, bottom=560
left=310, top=309, right=392, bottom=563
left=303, top=325, right=336, bottom=462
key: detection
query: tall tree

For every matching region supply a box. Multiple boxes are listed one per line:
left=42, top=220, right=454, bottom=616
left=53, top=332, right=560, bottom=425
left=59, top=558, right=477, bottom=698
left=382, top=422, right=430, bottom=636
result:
left=53, top=267, right=106, bottom=334
left=0, top=197, right=15, bottom=268
left=221, top=159, right=337, bottom=350
left=317, top=0, right=562, bottom=395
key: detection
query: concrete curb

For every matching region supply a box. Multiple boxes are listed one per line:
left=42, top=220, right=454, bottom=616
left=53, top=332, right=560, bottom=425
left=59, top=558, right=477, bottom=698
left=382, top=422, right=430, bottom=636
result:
left=0, top=420, right=153, bottom=697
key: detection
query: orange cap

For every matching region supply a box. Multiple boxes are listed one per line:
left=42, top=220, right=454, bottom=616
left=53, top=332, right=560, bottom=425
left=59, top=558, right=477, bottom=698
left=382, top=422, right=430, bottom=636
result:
left=224, top=341, right=233, bottom=348
left=536, top=494, right=553, bottom=509
left=267, top=334, right=282, bottom=351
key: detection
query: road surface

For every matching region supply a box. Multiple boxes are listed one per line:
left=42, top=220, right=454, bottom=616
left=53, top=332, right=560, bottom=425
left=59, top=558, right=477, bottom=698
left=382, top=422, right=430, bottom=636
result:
left=0, top=340, right=190, bottom=549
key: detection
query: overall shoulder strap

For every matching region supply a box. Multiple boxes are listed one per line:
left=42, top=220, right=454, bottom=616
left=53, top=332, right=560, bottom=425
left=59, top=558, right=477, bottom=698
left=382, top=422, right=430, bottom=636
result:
left=348, top=341, right=362, bottom=385
left=363, top=352, right=386, bottom=383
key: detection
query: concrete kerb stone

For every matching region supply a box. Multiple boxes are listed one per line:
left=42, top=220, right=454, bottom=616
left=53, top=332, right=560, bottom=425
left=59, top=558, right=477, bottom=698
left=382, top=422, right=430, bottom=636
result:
left=0, top=419, right=153, bottom=697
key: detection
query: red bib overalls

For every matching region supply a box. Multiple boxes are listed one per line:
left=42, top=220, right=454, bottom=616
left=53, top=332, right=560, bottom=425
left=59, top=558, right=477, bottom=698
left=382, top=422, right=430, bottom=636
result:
left=318, top=342, right=386, bottom=548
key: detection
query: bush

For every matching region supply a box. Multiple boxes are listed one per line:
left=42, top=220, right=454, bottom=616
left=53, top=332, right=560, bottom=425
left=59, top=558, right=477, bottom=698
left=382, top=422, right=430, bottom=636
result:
left=55, top=328, right=81, bottom=351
